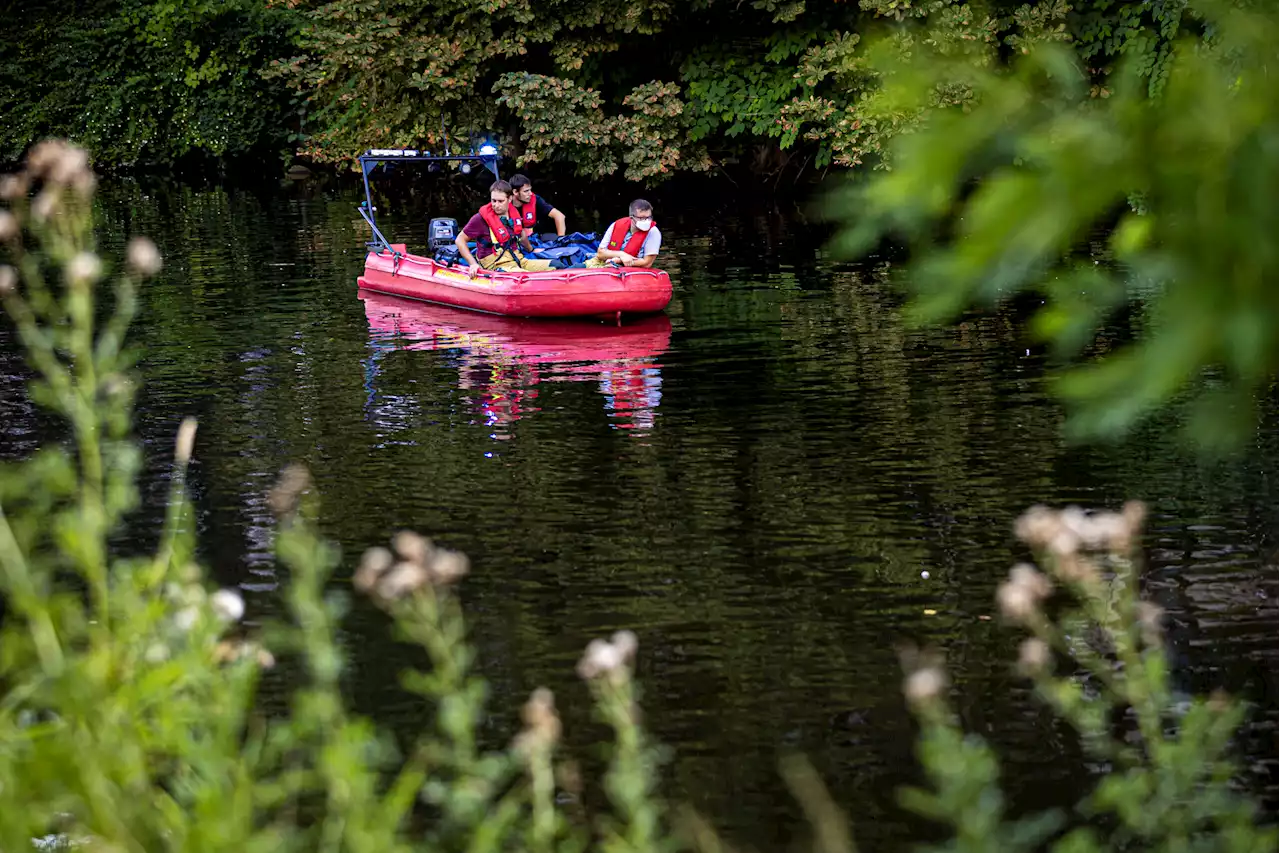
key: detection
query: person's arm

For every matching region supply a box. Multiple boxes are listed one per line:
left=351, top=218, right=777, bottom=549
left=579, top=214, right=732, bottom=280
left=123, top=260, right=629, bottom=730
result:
left=520, top=234, right=534, bottom=254
left=595, top=234, right=635, bottom=264
left=455, top=232, right=482, bottom=277
left=538, top=197, right=567, bottom=237
left=596, top=246, right=637, bottom=264
left=621, top=228, right=660, bottom=268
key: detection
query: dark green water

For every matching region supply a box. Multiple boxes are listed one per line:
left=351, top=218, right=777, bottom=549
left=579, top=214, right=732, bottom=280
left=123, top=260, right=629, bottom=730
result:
left=1, top=180, right=1275, bottom=849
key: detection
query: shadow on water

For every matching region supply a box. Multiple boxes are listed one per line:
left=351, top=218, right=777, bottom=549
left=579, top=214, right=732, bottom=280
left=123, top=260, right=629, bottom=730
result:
left=0, top=177, right=1274, bottom=849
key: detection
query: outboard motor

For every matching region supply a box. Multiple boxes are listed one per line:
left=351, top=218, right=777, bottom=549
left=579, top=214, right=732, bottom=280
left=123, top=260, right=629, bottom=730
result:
left=428, top=217, right=458, bottom=251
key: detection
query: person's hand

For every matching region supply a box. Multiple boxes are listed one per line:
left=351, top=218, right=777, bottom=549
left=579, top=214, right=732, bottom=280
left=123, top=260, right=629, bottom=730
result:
left=620, top=252, right=638, bottom=264
left=468, top=262, right=480, bottom=279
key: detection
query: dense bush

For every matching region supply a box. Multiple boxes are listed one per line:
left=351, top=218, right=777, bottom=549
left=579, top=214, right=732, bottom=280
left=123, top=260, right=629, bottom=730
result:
left=0, top=0, right=1220, bottom=176
left=0, top=0, right=297, bottom=168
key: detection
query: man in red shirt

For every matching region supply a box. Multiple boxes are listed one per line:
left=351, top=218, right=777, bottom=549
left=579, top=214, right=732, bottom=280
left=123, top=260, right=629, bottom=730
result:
left=454, top=181, right=553, bottom=277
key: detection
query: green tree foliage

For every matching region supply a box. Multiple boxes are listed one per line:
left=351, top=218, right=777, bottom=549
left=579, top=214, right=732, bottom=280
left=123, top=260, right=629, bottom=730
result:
left=265, top=0, right=711, bottom=177
left=780, top=0, right=1074, bottom=169
left=826, top=0, right=1276, bottom=448
left=493, top=76, right=708, bottom=180
left=0, top=0, right=1230, bottom=175
left=0, top=0, right=296, bottom=167
left=266, top=0, right=1077, bottom=174
left=1070, top=0, right=1191, bottom=97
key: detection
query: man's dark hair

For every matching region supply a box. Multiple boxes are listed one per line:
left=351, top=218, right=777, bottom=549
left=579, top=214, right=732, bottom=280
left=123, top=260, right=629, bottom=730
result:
left=489, top=180, right=512, bottom=197
left=510, top=174, right=532, bottom=190
left=629, top=199, right=653, bottom=217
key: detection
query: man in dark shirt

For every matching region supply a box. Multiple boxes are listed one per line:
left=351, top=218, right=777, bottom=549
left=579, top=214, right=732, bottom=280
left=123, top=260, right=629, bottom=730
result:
left=454, top=180, right=553, bottom=277
left=510, top=174, right=567, bottom=237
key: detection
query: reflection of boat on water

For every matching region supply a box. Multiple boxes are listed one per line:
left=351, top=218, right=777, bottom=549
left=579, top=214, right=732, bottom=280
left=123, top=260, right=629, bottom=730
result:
left=360, top=290, right=672, bottom=365
left=360, top=290, right=670, bottom=434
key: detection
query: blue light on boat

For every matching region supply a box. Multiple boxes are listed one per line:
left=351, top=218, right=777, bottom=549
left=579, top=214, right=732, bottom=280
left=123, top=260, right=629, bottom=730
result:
left=478, top=143, right=498, bottom=156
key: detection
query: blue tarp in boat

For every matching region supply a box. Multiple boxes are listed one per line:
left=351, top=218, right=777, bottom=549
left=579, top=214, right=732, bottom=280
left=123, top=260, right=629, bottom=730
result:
left=433, top=232, right=600, bottom=269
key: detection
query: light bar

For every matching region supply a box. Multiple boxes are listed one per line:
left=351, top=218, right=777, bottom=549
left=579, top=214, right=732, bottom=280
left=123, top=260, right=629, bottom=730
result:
left=365, top=148, right=420, bottom=157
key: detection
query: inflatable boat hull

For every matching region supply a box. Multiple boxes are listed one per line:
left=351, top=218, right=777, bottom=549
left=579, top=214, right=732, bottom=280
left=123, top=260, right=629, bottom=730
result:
left=357, top=245, right=672, bottom=318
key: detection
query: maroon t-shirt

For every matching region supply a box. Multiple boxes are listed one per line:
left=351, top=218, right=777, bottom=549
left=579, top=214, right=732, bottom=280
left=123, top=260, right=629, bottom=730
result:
left=461, top=213, right=493, bottom=259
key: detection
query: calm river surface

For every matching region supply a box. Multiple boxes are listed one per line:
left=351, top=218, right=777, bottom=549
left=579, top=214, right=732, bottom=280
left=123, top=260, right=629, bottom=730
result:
left=1, top=178, right=1275, bottom=849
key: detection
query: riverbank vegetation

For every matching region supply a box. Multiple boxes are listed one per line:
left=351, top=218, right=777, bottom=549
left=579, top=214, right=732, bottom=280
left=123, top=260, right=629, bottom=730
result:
left=0, top=0, right=1226, bottom=180
left=0, top=140, right=1274, bottom=851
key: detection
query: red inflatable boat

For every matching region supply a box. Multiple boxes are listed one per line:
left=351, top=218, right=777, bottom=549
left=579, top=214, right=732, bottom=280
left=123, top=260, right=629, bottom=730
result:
left=357, top=244, right=672, bottom=319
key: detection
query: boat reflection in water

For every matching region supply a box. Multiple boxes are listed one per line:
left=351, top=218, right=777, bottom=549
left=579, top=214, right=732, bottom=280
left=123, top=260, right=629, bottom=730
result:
left=359, top=291, right=671, bottom=437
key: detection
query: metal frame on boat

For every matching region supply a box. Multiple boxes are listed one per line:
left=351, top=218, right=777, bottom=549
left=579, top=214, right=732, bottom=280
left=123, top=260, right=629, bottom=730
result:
left=357, top=145, right=502, bottom=256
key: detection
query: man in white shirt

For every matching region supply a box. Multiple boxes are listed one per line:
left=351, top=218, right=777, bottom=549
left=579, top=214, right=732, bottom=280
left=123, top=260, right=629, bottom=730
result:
left=585, top=200, right=662, bottom=269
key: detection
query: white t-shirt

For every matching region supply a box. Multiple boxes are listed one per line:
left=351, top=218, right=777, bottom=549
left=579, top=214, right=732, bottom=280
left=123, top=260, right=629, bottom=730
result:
left=598, top=225, right=662, bottom=257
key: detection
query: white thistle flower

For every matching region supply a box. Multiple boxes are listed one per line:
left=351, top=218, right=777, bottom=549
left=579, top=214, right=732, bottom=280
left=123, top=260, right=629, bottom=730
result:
left=126, top=236, right=162, bottom=276
left=210, top=589, right=245, bottom=623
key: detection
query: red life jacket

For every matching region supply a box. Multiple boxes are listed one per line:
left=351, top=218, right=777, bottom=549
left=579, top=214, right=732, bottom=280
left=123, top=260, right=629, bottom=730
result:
left=606, top=217, right=651, bottom=257
left=512, top=193, right=539, bottom=233
left=477, top=203, right=522, bottom=255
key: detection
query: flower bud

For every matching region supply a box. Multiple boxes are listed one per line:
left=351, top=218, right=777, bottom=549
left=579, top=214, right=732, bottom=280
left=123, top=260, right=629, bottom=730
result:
left=428, top=548, right=469, bottom=585
left=1017, top=638, right=1051, bottom=675
left=903, top=665, right=947, bottom=707
left=211, top=589, right=245, bottom=623
left=517, top=687, right=561, bottom=749
left=0, top=174, right=29, bottom=201
left=0, top=210, right=17, bottom=242
left=611, top=629, right=638, bottom=665
left=27, top=139, right=69, bottom=177
left=174, top=417, right=197, bottom=465
left=66, top=252, right=101, bottom=286
left=1014, top=504, right=1059, bottom=547
left=354, top=546, right=394, bottom=593
left=576, top=638, right=623, bottom=680
left=126, top=236, right=162, bottom=276
left=267, top=464, right=311, bottom=518
left=48, top=146, right=90, bottom=186
left=997, top=579, right=1038, bottom=624
left=392, top=530, right=432, bottom=564
left=1009, top=563, right=1053, bottom=600
left=376, top=561, right=431, bottom=600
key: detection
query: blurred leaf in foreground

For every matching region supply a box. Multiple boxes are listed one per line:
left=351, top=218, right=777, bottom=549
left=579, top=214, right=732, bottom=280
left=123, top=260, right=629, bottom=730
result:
left=823, top=0, right=1277, bottom=452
